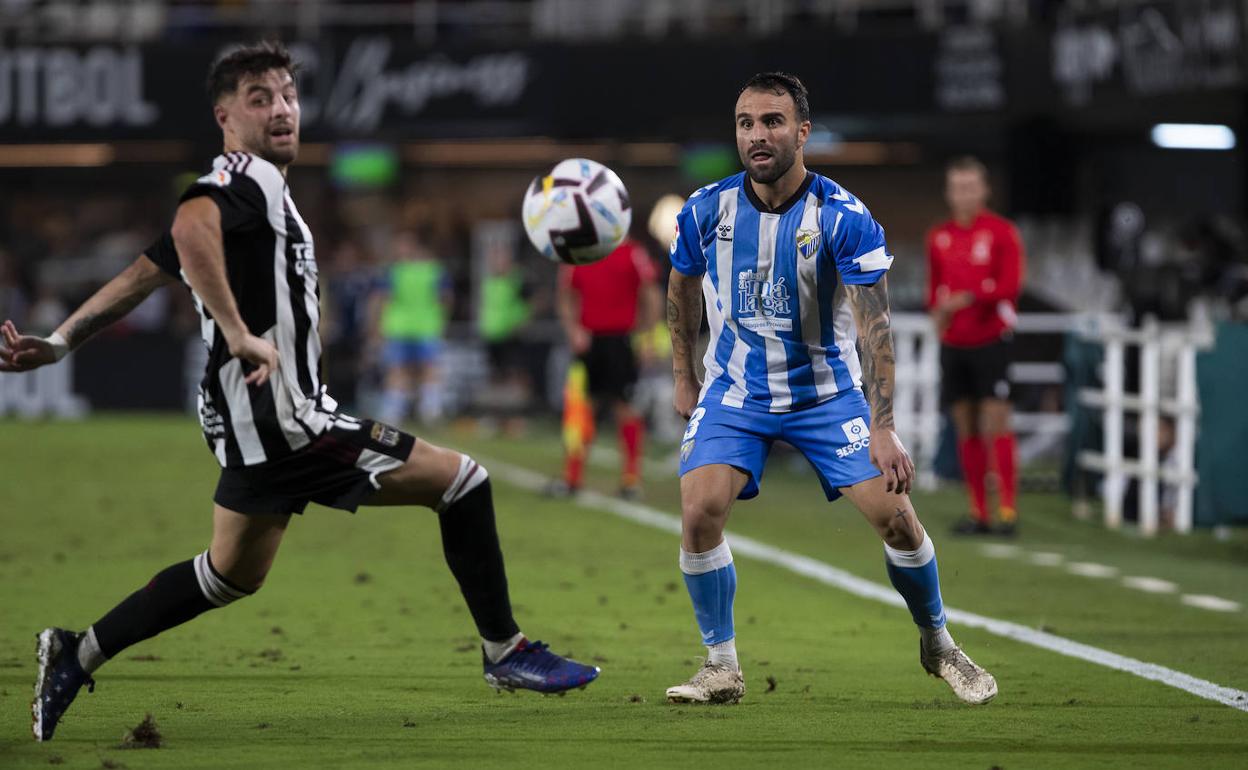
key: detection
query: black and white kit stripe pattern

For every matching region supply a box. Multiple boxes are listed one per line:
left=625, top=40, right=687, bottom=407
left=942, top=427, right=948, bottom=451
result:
left=179, top=152, right=338, bottom=468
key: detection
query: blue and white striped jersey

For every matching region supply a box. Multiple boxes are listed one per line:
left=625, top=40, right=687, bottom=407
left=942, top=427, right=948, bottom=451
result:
left=669, top=171, right=893, bottom=413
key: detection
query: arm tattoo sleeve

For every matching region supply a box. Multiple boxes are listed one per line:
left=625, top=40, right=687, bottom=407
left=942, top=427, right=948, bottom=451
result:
left=667, top=277, right=701, bottom=378
left=846, top=277, right=896, bottom=429
left=64, top=294, right=145, bottom=350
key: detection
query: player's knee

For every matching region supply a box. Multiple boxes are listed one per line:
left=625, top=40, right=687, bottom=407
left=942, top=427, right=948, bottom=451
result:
left=434, top=452, right=490, bottom=513
left=681, top=496, right=729, bottom=543
left=194, top=550, right=260, bottom=604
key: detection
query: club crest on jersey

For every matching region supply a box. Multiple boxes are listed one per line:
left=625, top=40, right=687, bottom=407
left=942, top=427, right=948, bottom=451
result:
left=718, top=223, right=733, bottom=241
left=796, top=228, right=821, bottom=259
left=371, top=422, right=400, bottom=448
left=737, top=270, right=792, bottom=331
left=197, top=169, right=231, bottom=187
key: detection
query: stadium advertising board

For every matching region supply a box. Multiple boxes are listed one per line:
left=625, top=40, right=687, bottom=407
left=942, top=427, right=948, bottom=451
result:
left=0, top=18, right=1241, bottom=143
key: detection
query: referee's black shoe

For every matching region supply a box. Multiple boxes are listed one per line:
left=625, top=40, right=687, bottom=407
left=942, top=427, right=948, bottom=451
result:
left=951, top=517, right=993, bottom=536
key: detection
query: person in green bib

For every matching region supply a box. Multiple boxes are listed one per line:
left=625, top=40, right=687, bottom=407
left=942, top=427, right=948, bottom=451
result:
left=376, top=231, right=452, bottom=425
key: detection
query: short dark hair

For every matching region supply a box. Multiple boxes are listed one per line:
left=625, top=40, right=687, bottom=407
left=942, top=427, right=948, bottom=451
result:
left=946, top=155, right=989, bottom=180
left=739, top=72, right=811, bottom=123
left=206, top=41, right=299, bottom=105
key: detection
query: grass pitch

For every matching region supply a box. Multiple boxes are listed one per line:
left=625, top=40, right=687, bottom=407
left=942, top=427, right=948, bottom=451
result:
left=1, top=415, right=1246, bottom=768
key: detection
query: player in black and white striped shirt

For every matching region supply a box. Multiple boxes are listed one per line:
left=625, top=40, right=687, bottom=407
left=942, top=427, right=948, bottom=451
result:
left=2, top=42, right=599, bottom=742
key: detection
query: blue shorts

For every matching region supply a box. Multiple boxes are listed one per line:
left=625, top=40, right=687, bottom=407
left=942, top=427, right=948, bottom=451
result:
left=678, top=389, right=881, bottom=501
left=383, top=339, right=442, bottom=367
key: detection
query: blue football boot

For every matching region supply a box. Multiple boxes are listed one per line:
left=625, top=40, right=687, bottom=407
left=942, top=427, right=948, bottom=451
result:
left=32, top=628, right=95, bottom=741
left=482, top=638, right=600, bottom=694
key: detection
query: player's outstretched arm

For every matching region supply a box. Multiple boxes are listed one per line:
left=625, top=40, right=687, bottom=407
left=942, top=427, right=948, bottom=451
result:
left=172, top=197, right=278, bottom=386
left=845, top=277, right=915, bottom=494
left=667, top=268, right=703, bottom=419
left=0, top=254, right=174, bottom=372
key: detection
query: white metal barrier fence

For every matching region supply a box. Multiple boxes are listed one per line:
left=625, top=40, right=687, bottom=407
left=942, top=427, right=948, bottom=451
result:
left=890, top=311, right=1210, bottom=536
left=1073, top=315, right=1211, bottom=536
left=890, top=311, right=1072, bottom=491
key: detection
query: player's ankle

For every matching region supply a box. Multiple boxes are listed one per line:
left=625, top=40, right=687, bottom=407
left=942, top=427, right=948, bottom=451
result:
left=482, top=632, right=525, bottom=664
left=707, top=639, right=739, bottom=670
left=75, top=627, right=108, bottom=675
left=920, top=625, right=956, bottom=655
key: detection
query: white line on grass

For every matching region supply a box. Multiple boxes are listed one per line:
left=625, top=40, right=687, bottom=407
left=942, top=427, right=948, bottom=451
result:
left=486, top=459, right=1248, bottom=714
left=1066, top=562, right=1119, bottom=579
left=1122, top=576, right=1178, bottom=594
left=1182, top=595, right=1243, bottom=613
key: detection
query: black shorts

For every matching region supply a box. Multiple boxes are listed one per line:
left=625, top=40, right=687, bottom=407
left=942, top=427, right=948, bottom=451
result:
left=580, top=333, right=638, bottom=401
left=940, top=337, right=1013, bottom=407
left=214, top=416, right=416, bottom=516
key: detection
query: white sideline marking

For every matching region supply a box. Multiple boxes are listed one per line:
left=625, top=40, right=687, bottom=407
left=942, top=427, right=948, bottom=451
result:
left=1122, top=576, right=1178, bottom=595
left=1027, top=552, right=1065, bottom=567
left=1182, top=595, right=1242, bottom=613
left=979, top=544, right=1021, bottom=559
left=1066, top=562, right=1119, bottom=579
left=485, top=458, right=1248, bottom=713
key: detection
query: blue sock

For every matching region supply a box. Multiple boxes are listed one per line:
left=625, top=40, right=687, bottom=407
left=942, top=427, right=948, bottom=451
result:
left=680, top=541, right=736, bottom=645
left=884, top=534, right=947, bottom=629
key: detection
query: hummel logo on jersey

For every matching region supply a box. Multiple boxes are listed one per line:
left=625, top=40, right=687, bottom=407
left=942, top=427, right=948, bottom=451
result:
left=836, top=418, right=871, bottom=458
left=718, top=223, right=733, bottom=241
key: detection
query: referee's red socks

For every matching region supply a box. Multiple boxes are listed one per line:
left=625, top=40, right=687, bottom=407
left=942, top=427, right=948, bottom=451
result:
left=957, top=436, right=989, bottom=523
left=992, top=433, right=1018, bottom=522
left=620, top=418, right=644, bottom=489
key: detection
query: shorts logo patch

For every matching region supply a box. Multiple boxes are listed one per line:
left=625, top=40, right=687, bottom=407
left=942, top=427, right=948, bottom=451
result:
left=840, top=417, right=870, bottom=443
left=681, top=439, right=695, bottom=463
left=370, top=422, right=400, bottom=448
left=994, top=379, right=1010, bottom=399
left=836, top=418, right=871, bottom=459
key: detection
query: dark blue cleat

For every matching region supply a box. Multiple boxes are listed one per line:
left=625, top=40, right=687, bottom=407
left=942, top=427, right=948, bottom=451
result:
left=482, top=638, right=600, bottom=694
left=32, top=628, right=94, bottom=741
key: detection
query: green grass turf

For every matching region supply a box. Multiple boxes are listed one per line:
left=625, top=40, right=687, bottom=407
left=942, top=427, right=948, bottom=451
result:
left=1, top=415, right=1245, bottom=769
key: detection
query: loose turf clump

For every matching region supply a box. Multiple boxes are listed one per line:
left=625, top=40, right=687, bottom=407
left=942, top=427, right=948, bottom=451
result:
left=119, top=714, right=162, bottom=749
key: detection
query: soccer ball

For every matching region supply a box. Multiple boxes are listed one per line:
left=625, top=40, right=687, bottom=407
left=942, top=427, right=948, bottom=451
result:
left=522, top=158, right=631, bottom=265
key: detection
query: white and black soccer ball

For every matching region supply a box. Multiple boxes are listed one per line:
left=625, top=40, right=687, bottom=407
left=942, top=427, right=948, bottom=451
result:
left=522, top=158, right=631, bottom=265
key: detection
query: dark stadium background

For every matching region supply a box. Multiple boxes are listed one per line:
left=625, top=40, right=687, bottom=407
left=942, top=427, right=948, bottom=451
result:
left=0, top=0, right=1244, bottom=528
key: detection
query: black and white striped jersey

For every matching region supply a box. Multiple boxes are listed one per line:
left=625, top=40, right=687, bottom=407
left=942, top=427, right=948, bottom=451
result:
left=146, top=151, right=337, bottom=468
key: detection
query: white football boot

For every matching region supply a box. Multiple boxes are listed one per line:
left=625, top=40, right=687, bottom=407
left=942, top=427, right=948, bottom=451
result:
left=665, top=661, right=745, bottom=704
left=921, top=643, right=998, bottom=705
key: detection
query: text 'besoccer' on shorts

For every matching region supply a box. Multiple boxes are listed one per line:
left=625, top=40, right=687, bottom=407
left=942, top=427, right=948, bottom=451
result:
left=678, top=388, right=881, bottom=501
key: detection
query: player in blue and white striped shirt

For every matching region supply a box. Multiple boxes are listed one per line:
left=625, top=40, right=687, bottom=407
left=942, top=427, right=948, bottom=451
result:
left=664, top=72, right=997, bottom=706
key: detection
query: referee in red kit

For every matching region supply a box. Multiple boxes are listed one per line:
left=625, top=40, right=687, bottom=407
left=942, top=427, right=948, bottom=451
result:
left=550, top=236, right=661, bottom=498
left=928, top=157, right=1025, bottom=536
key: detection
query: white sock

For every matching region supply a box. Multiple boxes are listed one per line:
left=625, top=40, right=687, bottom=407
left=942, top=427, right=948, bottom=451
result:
left=707, top=639, right=739, bottom=671
left=921, top=625, right=956, bottom=655
left=76, top=627, right=107, bottom=674
left=482, top=632, right=525, bottom=663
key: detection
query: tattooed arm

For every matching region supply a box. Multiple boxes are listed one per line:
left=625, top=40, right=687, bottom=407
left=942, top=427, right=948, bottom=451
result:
left=0, top=254, right=173, bottom=372
left=845, top=276, right=915, bottom=494
left=667, top=268, right=704, bottom=419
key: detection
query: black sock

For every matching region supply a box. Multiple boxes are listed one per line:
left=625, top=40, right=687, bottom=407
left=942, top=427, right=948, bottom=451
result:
left=437, top=478, right=520, bottom=641
left=91, top=552, right=251, bottom=659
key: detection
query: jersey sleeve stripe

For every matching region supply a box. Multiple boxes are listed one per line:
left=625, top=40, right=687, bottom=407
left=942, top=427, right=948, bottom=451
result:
left=853, top=246, right=894, bottom=272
